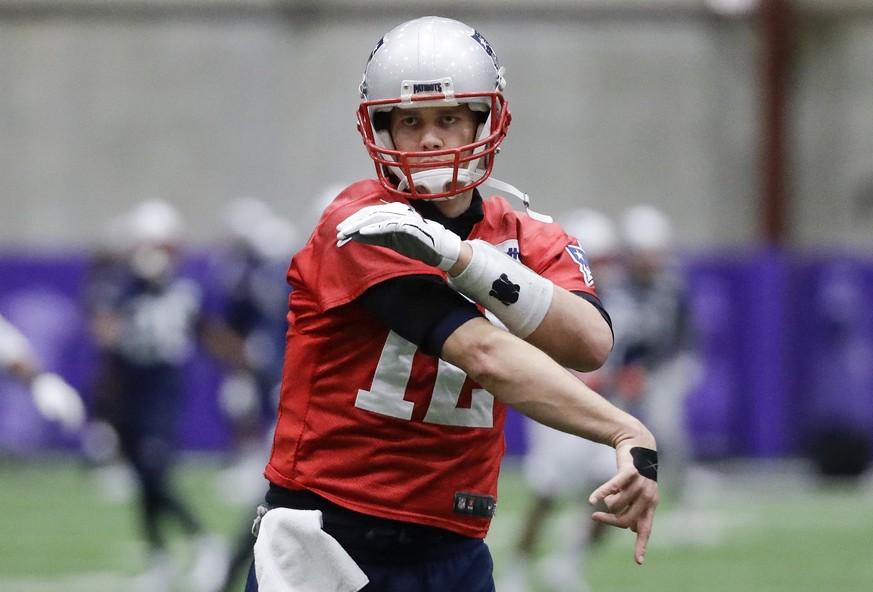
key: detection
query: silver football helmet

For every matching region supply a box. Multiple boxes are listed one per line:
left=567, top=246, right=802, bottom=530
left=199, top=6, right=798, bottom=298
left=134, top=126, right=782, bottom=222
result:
left=357, top=16, right=510, bottom=200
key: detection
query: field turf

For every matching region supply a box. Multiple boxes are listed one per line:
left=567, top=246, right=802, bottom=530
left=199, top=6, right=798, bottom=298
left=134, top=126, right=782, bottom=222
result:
left=0, top=454, right=871, bottom=591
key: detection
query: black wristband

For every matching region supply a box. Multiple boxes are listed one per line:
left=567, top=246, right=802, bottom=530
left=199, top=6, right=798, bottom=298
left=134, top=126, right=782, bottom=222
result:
left=630, top=447, right=658, bottom=482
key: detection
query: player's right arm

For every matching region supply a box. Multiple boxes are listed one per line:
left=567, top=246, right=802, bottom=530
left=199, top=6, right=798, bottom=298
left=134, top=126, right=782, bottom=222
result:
left=440, top=315, right=659, bottom=565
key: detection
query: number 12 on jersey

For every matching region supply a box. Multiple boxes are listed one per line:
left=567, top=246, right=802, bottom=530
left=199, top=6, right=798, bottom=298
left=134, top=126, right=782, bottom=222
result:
left=354, top=331, right=494, bottom=428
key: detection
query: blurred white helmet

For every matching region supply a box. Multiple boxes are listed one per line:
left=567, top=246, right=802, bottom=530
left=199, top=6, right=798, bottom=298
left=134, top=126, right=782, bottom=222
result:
left=560, top=208, right=619, bottom=260
left=357, top=16, right=509, bottom=200
left=124, top=199, right=183, bottom=247
left=122, top=199, right=184, bottom=282
left=222, top=197, right=298, bottom=262
left=619, top=204, right=672, bottom=253
left=223, top=196, right=273, bottom=244
left=310, top=183, right=349, bottom=222
left=248, top=215, right=299, bottom=263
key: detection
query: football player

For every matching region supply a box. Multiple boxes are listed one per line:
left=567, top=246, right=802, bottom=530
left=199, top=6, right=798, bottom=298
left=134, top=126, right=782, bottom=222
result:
left=248, top=16, right=659, bottom=592
left=86, top=199, right=227, bottom=592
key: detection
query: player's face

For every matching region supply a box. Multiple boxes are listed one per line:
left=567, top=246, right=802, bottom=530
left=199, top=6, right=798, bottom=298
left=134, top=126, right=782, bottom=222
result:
left=388, top=105, right=479, bottom=160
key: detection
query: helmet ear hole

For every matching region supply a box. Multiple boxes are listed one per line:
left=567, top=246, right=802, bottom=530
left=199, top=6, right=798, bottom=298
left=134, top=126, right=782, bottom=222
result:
left=372, top=111, right=391, bottom=131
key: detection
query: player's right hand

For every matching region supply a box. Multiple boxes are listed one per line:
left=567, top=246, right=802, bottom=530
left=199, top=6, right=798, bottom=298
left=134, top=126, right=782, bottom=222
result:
left=31, top=372, right=87, bottom=433
left=589, top=442, right=659, bottom=565
left=336, top=202, right=462, bottom=271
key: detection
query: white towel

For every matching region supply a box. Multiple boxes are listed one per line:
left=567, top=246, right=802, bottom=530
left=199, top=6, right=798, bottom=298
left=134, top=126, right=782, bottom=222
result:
left=254, top=508, right=369, bottom=592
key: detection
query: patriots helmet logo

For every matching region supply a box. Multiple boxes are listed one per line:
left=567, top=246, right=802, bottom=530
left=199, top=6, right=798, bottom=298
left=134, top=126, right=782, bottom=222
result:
left=470, top=30, right=500, bottom=70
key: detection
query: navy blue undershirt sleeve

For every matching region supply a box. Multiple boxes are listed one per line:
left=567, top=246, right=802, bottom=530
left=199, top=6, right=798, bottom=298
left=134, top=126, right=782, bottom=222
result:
left=358, top=274, right=483, bottom=357
left=573, top=290, right=614, bottom=339
left=359, top=276, right=612, bottom=357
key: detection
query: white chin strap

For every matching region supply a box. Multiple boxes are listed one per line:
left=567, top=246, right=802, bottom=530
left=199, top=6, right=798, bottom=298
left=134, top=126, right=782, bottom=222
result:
left=398, top=168, right=553, bottom=224
left=480, top=175, right=553, bottom=223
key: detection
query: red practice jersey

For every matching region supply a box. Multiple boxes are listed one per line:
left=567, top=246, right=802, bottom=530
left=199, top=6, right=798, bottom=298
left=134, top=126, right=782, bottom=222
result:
left=265, top=179, right=601, bottom=538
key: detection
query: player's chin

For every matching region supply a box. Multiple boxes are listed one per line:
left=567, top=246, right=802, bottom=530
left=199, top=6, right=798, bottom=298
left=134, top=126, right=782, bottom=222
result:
left=409, top=159, right=456, bottom=168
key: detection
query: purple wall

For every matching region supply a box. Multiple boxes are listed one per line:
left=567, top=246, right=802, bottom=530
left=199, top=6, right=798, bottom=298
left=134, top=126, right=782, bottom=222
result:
left=2, top=248, right=873, bottom=460
left=681, top=248, right=873, bottom=460
left=0, top=250, right=230, bottom=453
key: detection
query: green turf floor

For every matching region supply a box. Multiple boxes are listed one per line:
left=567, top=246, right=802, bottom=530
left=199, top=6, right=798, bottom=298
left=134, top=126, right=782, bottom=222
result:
left=1, top=454, right=871, bottom=592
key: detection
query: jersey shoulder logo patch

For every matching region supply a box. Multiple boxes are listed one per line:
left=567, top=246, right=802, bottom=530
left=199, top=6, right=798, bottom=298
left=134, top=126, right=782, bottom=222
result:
left=566, top=243, right=595, bottom=287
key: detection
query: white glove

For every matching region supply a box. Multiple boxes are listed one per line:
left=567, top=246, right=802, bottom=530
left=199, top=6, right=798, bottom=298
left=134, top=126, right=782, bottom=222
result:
left=31, top=372, right=86, bottom=432
left=336, top=202, right=462, bottom=271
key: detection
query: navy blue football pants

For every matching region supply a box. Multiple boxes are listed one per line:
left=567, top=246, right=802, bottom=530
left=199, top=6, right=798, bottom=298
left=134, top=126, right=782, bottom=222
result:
left=244, top=486, right=496, bottom=592
left=243, top=536, right=495, bottom=592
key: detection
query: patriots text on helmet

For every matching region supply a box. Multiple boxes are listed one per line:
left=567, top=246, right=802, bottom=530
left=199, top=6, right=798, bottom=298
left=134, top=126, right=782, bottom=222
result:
left=413, top=82, right=443, bottom=94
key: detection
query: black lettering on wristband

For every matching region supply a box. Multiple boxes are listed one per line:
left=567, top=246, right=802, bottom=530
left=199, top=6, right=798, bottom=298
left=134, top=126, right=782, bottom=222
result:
left=630, top=447, right=658, bottom=482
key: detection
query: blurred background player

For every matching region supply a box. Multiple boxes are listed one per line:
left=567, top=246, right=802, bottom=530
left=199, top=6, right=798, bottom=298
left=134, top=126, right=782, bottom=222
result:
left=608, top=204, right=700, bottom=507
left=499, top=209, right=624, bottom=592
left=205, top=196, right=298, bottom=592
left=0, top=312, right=86, bottom=433
left=209, top=196, right=296, bottom=467
left=80, top=209, right=138, bottom=498
left=83, top=199, right=227, bottom=592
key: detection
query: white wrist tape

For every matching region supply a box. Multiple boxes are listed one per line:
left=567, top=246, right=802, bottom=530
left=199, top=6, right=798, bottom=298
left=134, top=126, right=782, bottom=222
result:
left=448, top=239, right=554, bottom=339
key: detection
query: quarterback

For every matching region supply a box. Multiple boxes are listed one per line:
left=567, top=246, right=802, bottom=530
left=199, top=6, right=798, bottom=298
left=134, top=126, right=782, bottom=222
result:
left=248, top=16, right=658, bottom=592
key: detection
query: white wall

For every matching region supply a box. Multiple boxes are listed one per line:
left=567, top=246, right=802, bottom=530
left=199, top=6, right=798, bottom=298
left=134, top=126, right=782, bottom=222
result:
left=1, top=0, right=871, bottom=250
